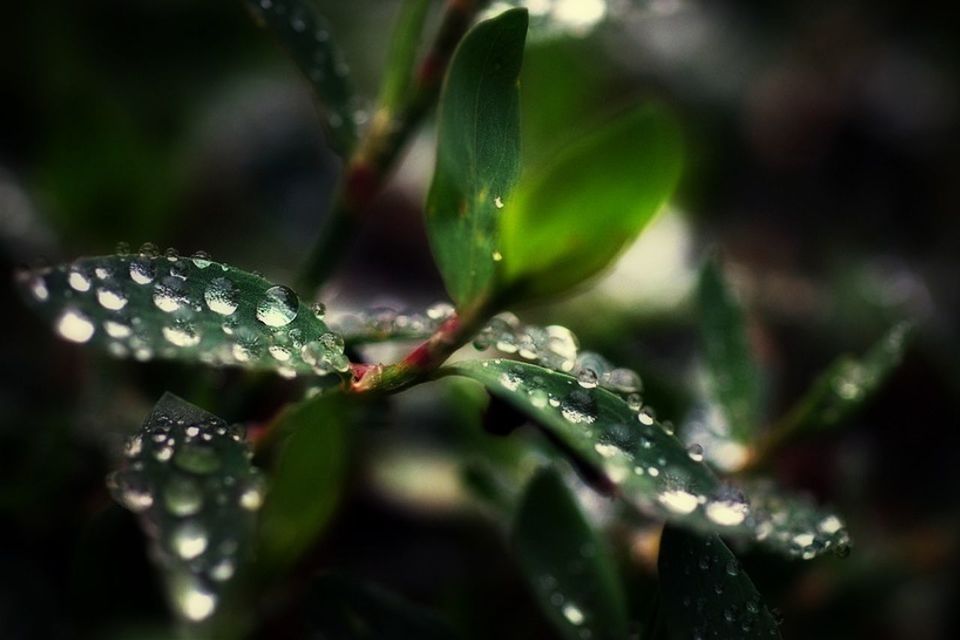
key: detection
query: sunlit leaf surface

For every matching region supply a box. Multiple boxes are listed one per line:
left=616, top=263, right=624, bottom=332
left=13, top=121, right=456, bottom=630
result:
left=499, top=105, right=682, bottom=301
left=17, top=251, right=349, bottom=378
left=444, top=359, right=849, bottom=559
left=425, top=8, right=528, bottom=308
left=659, top=526, right=782, bottom=640
left=244, top=0, right=359, bottom=154
left=107, top=393, right=263, bottom=624
left=513, top=468, right=629, bottom=640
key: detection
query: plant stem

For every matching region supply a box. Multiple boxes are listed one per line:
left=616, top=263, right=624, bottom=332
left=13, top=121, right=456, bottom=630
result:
left=297, top=0, right=490, bottom=292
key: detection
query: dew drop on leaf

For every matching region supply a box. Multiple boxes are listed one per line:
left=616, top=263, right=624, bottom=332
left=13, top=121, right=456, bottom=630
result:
left=204, top=277, right=239, bottom=316
left=56, top=308, right=95, bottom=343
left=256, top=285, right=299, bottom=327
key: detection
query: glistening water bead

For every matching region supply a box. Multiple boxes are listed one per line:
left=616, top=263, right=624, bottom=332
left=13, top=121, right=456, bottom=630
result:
left=256, top=285, right=299, bottom=327
left=204, top=277, right=239, bottom=316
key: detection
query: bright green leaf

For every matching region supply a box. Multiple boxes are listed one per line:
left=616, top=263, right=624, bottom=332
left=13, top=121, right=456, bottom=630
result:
left=17, top=252, right=349, bottom=378
left=107, top=393, right=263, bottom=625
left=442, top=359, right=849, bottom=559
left=698, top=257, right=762, bottom=444
left=499, top=104, right=683, bottom=301
left=513, top=467, right=629, bottom=640
left=425, top=8, right=528, bottom=309
left=245, top=0, right=358, bottom=154
left=256, top=393, right=349, bottom=574
left=658, top=526, right=782, bottom=640
left=305, top=574, right=457, bottom=639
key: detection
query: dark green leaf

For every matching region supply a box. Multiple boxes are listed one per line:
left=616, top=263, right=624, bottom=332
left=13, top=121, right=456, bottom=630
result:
left=442, top=360, right=849, bottom=559
left=499, top=104, right=682, bottom=301
left=658, top=526, right=782, bottom=640
left=698, top=257, right=762, bottom=444
left=513, top=467, right=629, bottom=640
left=17, top=252, right=349, bottom=378
left=425, top=8, right=528, bottom=308
left=256, top=393, right=349, bottom=574
left=773, top=322, right=912, bottom=439
left=245, top=0, right=358, bottom=154
left=305, top=574, right=457, bottom=640
left=107, top=393, right=262, bottom=624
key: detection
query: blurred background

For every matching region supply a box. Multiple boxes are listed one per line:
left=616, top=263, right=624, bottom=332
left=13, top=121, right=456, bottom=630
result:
left=2, top=0, right=958, bottom=638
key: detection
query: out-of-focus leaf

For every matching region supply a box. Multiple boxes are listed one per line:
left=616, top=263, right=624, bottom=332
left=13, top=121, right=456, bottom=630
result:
left=498, top=105, right=682, bottom=301
left=658, top=526, right=782, bottom=640
left=16, top=252, right=350, bottom=378
left=442, top=360, right=850, bottom=559
left=304, top=574, right=457, bottom=639
left=256, top=393, right=349, bottom=575
left=244, top=0, right=358, bottom=154
left=698, top=257, right=762, bottom=444
left=513, top=467, right=629, bottom=640
left=378, top=0, right=432, bottom=112
left=773, top=322, right=912, bottom=440
left=107, top=393, right=263, bottom=625
left=425, top=8, right=528, bottom=309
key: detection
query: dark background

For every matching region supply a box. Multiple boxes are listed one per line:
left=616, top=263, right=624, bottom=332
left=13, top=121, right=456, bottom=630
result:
left=1, top=1, right=958, bottom=638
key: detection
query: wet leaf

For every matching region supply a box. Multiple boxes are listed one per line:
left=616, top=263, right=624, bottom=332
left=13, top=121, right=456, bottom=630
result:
left=698, top=257, right=762, bottom=444
left=513, top=467, right=629, bottom=640
left=442, top=360, right=849, bottom=559
left=305, top=574, right=457, bottom=639
left=107, top=393, right=263, bottom=625
left=658, top=526, right=782, bottom=640
left=244, top=0, right=358, bottom=154
left=17, top=252, right=349, bottom=378
left=425, top=8, right=528, bottom=309
left=256, top=393, right=349, bottom=575
left=498, top=104, right=682, bottom=301
left=771, top=322, right=912, bottom=442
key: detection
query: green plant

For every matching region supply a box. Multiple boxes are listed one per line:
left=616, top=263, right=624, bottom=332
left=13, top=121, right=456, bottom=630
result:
left=14, top=2, right=911, bottom=638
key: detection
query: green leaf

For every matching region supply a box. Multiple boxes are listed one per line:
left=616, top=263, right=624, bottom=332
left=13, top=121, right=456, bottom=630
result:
left=305, top=574, right=457, bottom=639
left=698, top=257, right=762, bottom=444
left=256, top=393, right=349, bottom=575
left=107, top=393, right=263, bottom=624
left=425, top=8, right=528, bottom=308
left=245, top=0, right=358, bottom=154
left=774, top=322, right=912, bottom=439
left=378, top=0, right=432, bottom=112
left=513, top=467, right=629, bottom=640
left=658, top=526, right=782, bottom=640
left=499, top=105, right=683, bottom=301
left=17, top=252, right=350, bottom=378
left=442, top=359, right=849, bottom=559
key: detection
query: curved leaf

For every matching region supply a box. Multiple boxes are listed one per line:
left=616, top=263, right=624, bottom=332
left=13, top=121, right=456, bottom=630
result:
left=245, top=0, right=358, bottom=154
left=499, top=104, right=682, bottom=301
left=17, top=252, right=349, bottom=378
left=698, top=257, right=762, bottom=445
left=107, top=393, right=263, bottom=625
left=425, top=8, right=528, bottom=308
left=658, top=526, right=781, bottom=640
left=513, top=467, right=629, bottom=640
left=256, top=393, right=349, bottom=575
left=442, top=359, right=849, bottom=559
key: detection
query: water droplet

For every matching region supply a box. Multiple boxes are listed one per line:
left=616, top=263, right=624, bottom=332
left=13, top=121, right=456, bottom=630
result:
left=494, top=196, right=505, bottom=209
left=626, top=393, right=642, bottom=411
left=174, top=577, right=217, bottom=622
left=203, top=277, right=239, bottom=316
left=56, top=308, right=95, bottom=343
left=311, top=301, right=326, bottom=319
left=560, top=390, right=597, bottom=424
left=426, top=301, right=455, bottom=322
left=68, top=268, right=92, bottom=292
left=818, top=515, right=843, bottom=534
left=577, top=368, right=599, bottom=389
left=154, top=277, right=189, bottom=313
left=687, top=443, right=704, bottom=462
left=96, top=285, right=128, bottom=311
left=638, top=406, right=656, bottom=426
left=191, top=251, right=212, bottom=269
left=492, top=250, right=503, bottom=262
left=256, top=285, right=299, bottom=327
left=658, top=489, right=699, bottom=514
left=164, top=476, right=203, bottom=516
left=175, top=443, right=221, bottom=474
left=129, top=259, right=156, bottom=285
left=268, top=345, right=291, bottom=361
left=163, top=323, right=201, bottom=348
left=562, top=602, right=584, bottom=625
left=705, top=499, right=749, bottom=527
left=240, top=479, right=265, bottom=511
left=209, top=558, right=236, bottom=582
left=171, top=521, right=208, bottom=560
